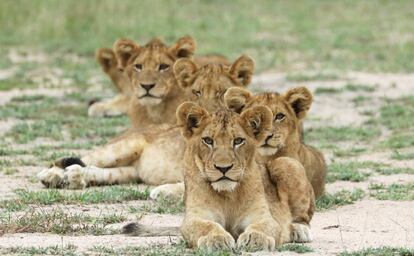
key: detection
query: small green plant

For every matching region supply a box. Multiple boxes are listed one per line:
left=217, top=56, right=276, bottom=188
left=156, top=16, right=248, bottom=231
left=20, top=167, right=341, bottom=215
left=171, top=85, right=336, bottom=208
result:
left=316, top=189, right=365, bottom=211
left=278, top=243, right=313, bottom=253
left=369, top=183, right=414, bottom=201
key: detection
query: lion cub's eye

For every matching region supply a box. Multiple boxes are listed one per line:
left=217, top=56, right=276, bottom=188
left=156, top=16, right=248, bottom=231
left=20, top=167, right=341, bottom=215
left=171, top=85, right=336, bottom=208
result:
left=159, top=63, right=170, bottom=71
left=192, top=89, right=202, bottom=97
left=134, top=64, right=143, bottom=72
left=202, top=137, right=214, bottom=146
left=233, top=137, right=245, bottom=147
left=275, top=113, right=286, bottom=121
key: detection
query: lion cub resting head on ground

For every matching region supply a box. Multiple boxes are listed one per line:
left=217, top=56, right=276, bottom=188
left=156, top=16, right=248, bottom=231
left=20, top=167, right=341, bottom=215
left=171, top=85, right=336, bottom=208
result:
left=176, top=102, right=308, bottom=251
left=224, top=86, right=327, bottom=198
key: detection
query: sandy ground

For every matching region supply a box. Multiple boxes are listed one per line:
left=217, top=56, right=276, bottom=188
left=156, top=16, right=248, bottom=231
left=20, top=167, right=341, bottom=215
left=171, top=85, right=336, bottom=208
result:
left=1, top=62, right=414, bottom=255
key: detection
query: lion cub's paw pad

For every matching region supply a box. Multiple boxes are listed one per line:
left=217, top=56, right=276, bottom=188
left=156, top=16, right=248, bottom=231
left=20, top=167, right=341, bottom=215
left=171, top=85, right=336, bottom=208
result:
left=37, top=167, right=65, bottom=188
left=64, top=165, right=87, bottom=189
left=237, top=231, right=275, bottom=251
left=198, top=233, right=235, bottom=250
left=291, top=223, right=312, bottom=243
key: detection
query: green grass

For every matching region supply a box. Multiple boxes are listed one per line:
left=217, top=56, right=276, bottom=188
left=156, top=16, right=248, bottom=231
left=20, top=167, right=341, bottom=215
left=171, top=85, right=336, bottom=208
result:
left=0, top=245, right=78, bottom=256
left=306, top=126, right=380, bottom=143
left=352, top=96, right=371, bottom=106
left=327, top=161, right=385, bottom=183
left=333, top=147, right=367, bottom=157
left=2, top=167, right=18, bottom=175
left=278, top=244, right=313, bottom=253
left=391, top=151, right=414, bottom=160
left=316, top=189, right=365, bottom=211
left=381, top=133, right=414, bottom=149
left=91, top=240, right=313, bottom=256
left=374, top=166, right=414, bottom=175
left=380, top=96, right=414, bottom=130
left=344, top=83, right=376, bottom=92
left=315, top=83, right=376, bottom=95
left=0, top=209, right=124, bottom=235
left=129, top=197, right=185, bottom=215
left=0, top=186, right=150, bottom=211
left=314, top=87, right=343, bottom=94
left=340, top=247, right=414, bottom=256
left=4, top=114, right=128, bottom=144
left=286, top=72, right=340, bottom=82
left=369, top=183, right=414, bottom=201
left=1, top=1, right=414, bottom=72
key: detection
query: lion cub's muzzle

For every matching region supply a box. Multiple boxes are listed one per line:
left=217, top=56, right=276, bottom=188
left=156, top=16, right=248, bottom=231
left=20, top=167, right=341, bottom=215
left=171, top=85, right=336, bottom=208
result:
left=259, top=134, right=283, bottom=156
left=206, top=164, right=243, bottom=192
left=138, top=83, right=161, bottom=98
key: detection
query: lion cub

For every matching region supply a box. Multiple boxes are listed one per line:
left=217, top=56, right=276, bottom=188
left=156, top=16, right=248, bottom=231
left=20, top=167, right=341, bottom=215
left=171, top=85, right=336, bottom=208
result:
left=176, top=102, right=314, bottom=251
left=89, top=38, right=229, bottom=122
left=89, top=36, right=196, bottom=129
left=224, top=87, right=327, bottom=197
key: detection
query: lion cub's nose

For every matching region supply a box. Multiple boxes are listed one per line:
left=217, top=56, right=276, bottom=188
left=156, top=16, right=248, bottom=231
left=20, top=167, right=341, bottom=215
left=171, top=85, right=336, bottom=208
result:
left=214, top=164, right=233, bottom=174
left=265, top=134, right=274, bottom=143
left=140, top=83, right=156, bottom=91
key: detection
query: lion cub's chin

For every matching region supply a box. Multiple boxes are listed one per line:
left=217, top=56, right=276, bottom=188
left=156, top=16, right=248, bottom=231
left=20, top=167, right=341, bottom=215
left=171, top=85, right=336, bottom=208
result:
left=137, top=97, right=163, bottom=106
left=211, top=180, right=239, bottom=192
left=258, top=146, right=279, bottom=156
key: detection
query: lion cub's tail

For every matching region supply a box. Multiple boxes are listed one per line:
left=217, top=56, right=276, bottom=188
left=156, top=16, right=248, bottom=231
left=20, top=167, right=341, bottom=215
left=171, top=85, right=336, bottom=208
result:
left=122, top=222, right=180, bottom=237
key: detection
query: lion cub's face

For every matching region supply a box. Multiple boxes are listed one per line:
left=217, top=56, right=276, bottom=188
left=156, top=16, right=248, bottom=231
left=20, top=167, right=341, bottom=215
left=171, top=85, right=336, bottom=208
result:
left=173, top=55, right=254, bottom=112
left=113, top=37, right=196, bottom=106
left=177, top=102, right=272, bottom=192
left=224, top=87, right=313, bottom=156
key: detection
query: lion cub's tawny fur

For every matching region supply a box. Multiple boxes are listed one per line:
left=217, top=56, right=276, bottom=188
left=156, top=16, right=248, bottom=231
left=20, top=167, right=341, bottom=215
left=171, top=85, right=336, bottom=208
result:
left=177, top=102, right=314, bottom=251
left=224, top=87, right=327, bottom=197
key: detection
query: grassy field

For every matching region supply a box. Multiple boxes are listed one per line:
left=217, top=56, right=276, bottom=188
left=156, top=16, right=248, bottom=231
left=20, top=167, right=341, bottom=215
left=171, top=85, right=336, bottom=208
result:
left=1, top=0, right=414, bottom=72
left=1, top=1, right=414, bottom=255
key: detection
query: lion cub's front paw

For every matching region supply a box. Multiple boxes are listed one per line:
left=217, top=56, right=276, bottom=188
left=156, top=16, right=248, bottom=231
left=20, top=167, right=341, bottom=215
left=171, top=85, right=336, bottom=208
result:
left=291, top=223, right=312, bottom=243
left=64, top=165, right=87, bottom=189
left=237, top=231, right=275, bottom=251
left=197, top=232, right=235, bottom=251
left=37, top=167, right=65, bottom=188
left=88, top=102, right=122, bottom=117
left=150, top=183, right=184, bottom=200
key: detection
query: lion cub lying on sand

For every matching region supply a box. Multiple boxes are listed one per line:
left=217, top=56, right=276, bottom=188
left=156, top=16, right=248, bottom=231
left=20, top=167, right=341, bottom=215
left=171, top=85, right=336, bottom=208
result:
left=125, top=102, right=314, bottom=251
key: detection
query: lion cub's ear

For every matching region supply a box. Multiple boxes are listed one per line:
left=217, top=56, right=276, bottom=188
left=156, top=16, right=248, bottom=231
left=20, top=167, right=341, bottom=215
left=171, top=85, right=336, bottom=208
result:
left=240, top=105, right=273, bottom=142
left=113, top=39, right=140, bottom=69
left=169, top=36, right=196, bottom=58
left=223, top=87, right=253, bottom=113
left=96, top=48, right=118, bottom=72
left=229, top=55, right=255, bottom=86
left=176, top=102, right=210, bottom=138
left=284, top=87, right=313, bottom=119
left=173, top=58, right=198, bottom=88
